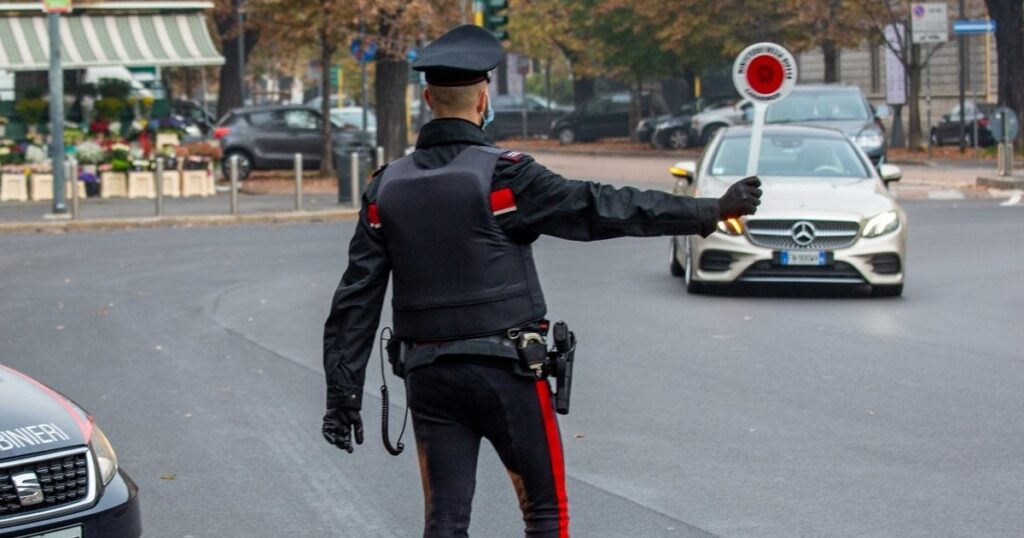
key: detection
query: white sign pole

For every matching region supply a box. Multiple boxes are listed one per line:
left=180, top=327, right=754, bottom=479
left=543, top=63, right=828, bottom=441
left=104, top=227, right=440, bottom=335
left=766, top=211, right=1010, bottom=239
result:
left=746, top=104, right=767, bottom=176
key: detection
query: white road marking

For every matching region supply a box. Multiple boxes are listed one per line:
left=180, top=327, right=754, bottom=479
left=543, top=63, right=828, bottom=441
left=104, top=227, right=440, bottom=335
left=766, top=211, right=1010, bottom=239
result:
left=996, top=190, right=1024, bottom=206
left=927, top=190, right=965, bottom=200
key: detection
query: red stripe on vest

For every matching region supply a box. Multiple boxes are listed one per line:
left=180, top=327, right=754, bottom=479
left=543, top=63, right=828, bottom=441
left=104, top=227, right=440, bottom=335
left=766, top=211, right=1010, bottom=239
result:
left=490, top=188, right=517, bottom=215
left=367, top=203, right=381, bottom=228
left=535, top=380, right=570, bottom=537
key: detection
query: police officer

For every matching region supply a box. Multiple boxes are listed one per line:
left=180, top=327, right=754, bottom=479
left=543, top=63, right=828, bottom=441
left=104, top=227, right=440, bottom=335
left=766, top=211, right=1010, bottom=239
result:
left=322, top=25, right=761, bottom=538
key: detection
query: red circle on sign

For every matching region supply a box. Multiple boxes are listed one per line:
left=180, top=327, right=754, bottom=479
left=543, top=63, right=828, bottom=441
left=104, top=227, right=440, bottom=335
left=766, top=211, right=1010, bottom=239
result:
left=746, top=54, right=785, bottom=95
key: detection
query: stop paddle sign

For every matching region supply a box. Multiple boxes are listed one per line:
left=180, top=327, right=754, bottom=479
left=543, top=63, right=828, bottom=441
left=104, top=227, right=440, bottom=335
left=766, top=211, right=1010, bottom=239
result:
left=731, top=43, right=798, bottom=176
left=733, top=43, right=797, bottom=103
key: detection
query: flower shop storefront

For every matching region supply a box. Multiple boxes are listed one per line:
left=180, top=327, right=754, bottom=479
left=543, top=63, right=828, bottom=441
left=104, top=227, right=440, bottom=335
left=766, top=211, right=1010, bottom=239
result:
left=0, top=1, right=224, bottom=203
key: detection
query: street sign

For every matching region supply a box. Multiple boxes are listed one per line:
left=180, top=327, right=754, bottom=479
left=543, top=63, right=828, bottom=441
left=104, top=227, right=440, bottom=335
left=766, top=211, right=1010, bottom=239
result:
left=991, top=107, right=1019, bottom=143
left=884, top=24, right=906, bottom=106
left=953, top=19, right=996, bottom=35
left=42, top=0, right=72, bottom=13
left=732, top=42, right=797, bottom=176
left=732, top=43, right=796, bottom=104
left=911, top=2, right=948, bottom=44
left=350, top=38, right=377, bottom=63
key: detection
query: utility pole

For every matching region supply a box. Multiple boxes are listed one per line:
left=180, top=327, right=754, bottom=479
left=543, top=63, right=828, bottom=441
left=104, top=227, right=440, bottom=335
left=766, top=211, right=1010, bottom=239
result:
left=236, top=0, right=246, bottom=105
left=957, top=0, right=966, bottom=152
left=45, top=2, right=67, bottom=215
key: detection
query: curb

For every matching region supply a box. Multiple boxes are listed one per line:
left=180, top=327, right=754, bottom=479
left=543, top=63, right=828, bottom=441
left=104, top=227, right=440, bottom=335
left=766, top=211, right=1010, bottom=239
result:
left=976, top=175, right=1024, bottom=190
left=0, top=209, right=360, bottom=234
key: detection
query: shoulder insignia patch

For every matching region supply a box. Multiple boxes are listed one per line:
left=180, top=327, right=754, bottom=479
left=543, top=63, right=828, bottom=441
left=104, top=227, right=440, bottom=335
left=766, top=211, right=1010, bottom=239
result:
left=499, top=151, right=525, bottom=163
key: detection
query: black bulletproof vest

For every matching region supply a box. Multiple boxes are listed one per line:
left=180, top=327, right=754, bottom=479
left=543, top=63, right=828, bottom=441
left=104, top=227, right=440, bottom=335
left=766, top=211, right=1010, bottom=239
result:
left=375, top=146, right=546, bottom=341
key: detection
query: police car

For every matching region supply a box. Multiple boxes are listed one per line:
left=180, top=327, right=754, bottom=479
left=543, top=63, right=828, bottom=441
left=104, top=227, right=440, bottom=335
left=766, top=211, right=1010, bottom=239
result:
left=0, top=365, right=140, bottom=538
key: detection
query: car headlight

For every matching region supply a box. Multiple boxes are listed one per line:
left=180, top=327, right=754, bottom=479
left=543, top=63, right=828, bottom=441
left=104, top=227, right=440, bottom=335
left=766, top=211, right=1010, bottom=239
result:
left=90, top=423, right=119, bottom=485
left=856, top=129, right=885, bottom=149
left=863, top=211, right=899, bottom=238
left=716, top=218, right=744, bottom=236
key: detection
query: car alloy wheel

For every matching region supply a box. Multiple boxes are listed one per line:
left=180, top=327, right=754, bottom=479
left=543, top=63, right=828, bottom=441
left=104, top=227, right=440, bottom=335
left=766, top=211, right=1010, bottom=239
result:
left=683, top=238, right=706, bottom=293
left=930, top=131, right=940, bottom=147
left=558, top=128, right=576, bottom=145
left=224, top=151, right=253, bottom=180
left=668, top=129, right=689, bottom=149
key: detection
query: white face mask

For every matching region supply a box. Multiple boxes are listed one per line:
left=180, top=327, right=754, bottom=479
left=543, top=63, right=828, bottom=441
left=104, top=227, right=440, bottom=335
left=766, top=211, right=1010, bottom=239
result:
left=481, top=92, right=495, bottom=129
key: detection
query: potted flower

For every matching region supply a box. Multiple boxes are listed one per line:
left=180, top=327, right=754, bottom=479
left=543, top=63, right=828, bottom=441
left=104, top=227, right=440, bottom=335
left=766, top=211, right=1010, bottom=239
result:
left=14, top=97, right=48, bottom=137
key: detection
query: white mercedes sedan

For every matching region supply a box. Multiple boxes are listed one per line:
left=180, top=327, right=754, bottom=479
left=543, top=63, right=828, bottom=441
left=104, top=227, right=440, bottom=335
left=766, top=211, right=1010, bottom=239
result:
left=670, top=124, right=907, bottom=297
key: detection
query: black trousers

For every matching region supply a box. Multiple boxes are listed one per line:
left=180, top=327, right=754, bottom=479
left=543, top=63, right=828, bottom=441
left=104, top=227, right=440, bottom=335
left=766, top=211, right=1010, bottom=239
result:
left=406, top=358, right=570, bottom=538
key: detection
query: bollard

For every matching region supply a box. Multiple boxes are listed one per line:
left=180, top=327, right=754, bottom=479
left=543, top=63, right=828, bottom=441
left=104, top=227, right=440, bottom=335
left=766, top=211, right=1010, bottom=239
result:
left=155, top=157, right=164, bottom=217
left=230, top=155, right=240, bottom=215
left=350, top=151, right=360, bottom=209
left=68, top=158, right=79, bottom=220
left=294, top=153, right=303, bottom=211
left=376, top=146, right=385, bottom=169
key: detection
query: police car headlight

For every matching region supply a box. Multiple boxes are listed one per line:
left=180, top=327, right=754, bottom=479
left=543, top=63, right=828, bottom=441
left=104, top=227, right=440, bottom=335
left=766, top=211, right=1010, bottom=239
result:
left=863, top=211, right=899, bottom=238
left=855, top=129, right=885, bottom=150
left=716, top=218, right=744, bottom=236
left=90, top=424, right=119, bottom=485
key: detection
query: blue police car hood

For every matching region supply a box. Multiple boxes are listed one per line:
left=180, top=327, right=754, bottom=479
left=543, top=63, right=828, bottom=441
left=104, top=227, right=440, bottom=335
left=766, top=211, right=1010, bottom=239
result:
left=0, top=365, right=91, bottom=460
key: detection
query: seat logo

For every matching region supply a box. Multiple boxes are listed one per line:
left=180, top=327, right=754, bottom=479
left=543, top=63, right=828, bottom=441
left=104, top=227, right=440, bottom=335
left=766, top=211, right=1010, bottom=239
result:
left=12, top=471, right=44, bottom=506
left=791, top=221, right=817, bottom=246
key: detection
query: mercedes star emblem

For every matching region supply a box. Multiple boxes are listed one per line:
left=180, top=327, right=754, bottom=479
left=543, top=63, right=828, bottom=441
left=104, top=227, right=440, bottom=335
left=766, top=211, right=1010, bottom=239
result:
left=791, top=221, right=817, bottom=246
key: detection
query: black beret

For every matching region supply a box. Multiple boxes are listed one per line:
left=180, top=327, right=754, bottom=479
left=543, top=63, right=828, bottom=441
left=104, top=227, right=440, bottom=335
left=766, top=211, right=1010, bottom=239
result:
left=412, top=25, right=504, bottom=86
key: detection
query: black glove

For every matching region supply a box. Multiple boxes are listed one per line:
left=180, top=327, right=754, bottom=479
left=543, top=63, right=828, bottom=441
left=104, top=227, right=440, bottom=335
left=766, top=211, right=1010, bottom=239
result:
left=322, top=385, right=364, bottom=453
left=718, top=176, right=763, bottom=220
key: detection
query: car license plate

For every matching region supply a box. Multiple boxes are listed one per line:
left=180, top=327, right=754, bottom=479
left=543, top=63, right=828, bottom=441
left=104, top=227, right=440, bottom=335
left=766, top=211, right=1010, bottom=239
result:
left=20, top=526, right=82, bottom=538
left=775, top=250, right=830, bottom=266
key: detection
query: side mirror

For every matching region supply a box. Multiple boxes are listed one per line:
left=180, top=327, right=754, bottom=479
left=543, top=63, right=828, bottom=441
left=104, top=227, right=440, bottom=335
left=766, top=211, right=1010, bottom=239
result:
left=669, top=160, right=697, bottom=186
left=879, top=163, right=902, bottom=185
left=875, top=104, right=891, bottom=120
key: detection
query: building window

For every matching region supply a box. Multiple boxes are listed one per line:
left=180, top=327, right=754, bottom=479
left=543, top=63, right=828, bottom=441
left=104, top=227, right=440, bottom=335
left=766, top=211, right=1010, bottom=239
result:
left=870, top=44, right=881, bottom=94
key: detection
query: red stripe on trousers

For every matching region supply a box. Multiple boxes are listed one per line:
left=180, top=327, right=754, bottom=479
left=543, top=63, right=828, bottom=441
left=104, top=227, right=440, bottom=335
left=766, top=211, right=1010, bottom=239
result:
left=535, top=379, right=569, bottom=537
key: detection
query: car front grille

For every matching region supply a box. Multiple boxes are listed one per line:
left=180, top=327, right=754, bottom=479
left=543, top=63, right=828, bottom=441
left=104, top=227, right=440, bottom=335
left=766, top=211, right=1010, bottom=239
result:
left=0, top=448, right=93, bottom=525
left=746, top=219, right=860, bottom=250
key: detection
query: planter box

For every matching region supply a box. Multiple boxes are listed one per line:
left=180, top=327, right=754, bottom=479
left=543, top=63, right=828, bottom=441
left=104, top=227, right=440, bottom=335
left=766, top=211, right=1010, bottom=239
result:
left=181, top=170, right=210, bottom=197
left=159, top=171, right=181, bottom=197
left=155, top=132, right=180, bottom=148
left=100, top=171, right=128, bottom=198
left=31, top=174, right=87, bottom=201
left=127, top=171, right=156, bottom=199
left=0, top=173, right=28, bottom=202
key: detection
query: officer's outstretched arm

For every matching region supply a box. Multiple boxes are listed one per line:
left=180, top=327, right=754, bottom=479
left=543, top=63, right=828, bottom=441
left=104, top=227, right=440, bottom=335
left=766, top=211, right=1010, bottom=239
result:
left=493, top=153, right=720, bottom=241
left=322, top=192, right=391, bottom=451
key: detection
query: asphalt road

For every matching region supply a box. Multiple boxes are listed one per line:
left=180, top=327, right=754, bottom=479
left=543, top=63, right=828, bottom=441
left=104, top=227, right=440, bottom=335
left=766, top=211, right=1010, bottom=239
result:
left=1, top=199, right=1021, bottom=537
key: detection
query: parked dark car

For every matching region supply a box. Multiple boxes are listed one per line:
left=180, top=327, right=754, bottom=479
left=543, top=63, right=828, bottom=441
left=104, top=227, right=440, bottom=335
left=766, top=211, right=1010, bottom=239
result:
left=930, top=101, right=997, bottom=147
left=0, top=364, right=141, bottom=538
left=214, top=105, right=369, bottom=179
left=642, top=99, right=732, bottom=149
left=485, top=94, right=559, bottom=140
left=551, top=91, right=668, bottom=144
left=764, top=84, right=889, bottom=165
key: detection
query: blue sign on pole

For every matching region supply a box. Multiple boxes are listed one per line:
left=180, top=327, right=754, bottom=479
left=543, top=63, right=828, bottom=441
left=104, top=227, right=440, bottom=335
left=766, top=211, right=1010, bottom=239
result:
left=953, top=19, right=996, bottom=35
left=350, top=38, right=378, bottom=63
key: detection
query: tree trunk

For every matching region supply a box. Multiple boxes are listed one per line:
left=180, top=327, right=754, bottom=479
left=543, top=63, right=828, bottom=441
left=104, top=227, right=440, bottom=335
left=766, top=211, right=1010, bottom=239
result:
left=214, top=9, right=259, bottom=118
left=907, top=44, right=923, bottom=151
left=318, top=8, right=335, bottom=177
left=375, top=15, right=409, bottom=163
left=822, top=40, right=839, bottom=83
left=985, top=0, right=1024, bottom=145
left=629, top=77, right=642, bottom=142
left=572, top=76, right=594, bottom=110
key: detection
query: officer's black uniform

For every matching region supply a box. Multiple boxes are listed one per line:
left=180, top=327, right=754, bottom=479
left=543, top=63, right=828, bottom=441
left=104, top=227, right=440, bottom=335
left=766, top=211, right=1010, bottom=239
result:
left=322, top=25, right=761, bottom=538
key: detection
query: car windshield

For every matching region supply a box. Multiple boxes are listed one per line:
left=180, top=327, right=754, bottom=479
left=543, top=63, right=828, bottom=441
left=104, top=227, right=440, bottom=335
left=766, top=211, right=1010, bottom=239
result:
left=331, top=109, right=377, bottom=129
left=766, top=91, right=871, bottom=122
left=710, top=133, right=871, bottom=178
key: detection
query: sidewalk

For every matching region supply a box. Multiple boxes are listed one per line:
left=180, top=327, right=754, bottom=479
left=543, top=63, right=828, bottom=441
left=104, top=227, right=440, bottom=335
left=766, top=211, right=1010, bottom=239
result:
left=0, top=192, right=359, bottom=233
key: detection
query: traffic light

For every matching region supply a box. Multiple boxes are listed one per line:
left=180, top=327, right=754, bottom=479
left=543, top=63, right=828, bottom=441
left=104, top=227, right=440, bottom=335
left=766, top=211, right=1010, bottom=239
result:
left=483, top=0, right=509, bottom=41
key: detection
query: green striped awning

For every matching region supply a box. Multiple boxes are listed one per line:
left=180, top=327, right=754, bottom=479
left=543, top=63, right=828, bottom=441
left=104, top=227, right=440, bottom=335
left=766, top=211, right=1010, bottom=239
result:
left=0, top=12, right=223, bottom=71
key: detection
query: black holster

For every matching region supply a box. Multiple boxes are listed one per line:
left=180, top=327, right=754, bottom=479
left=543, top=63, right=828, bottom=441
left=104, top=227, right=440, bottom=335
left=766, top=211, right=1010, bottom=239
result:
left=385, top=337, right=408, bottom=379
left=549, top=321, right=576, bottom=415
